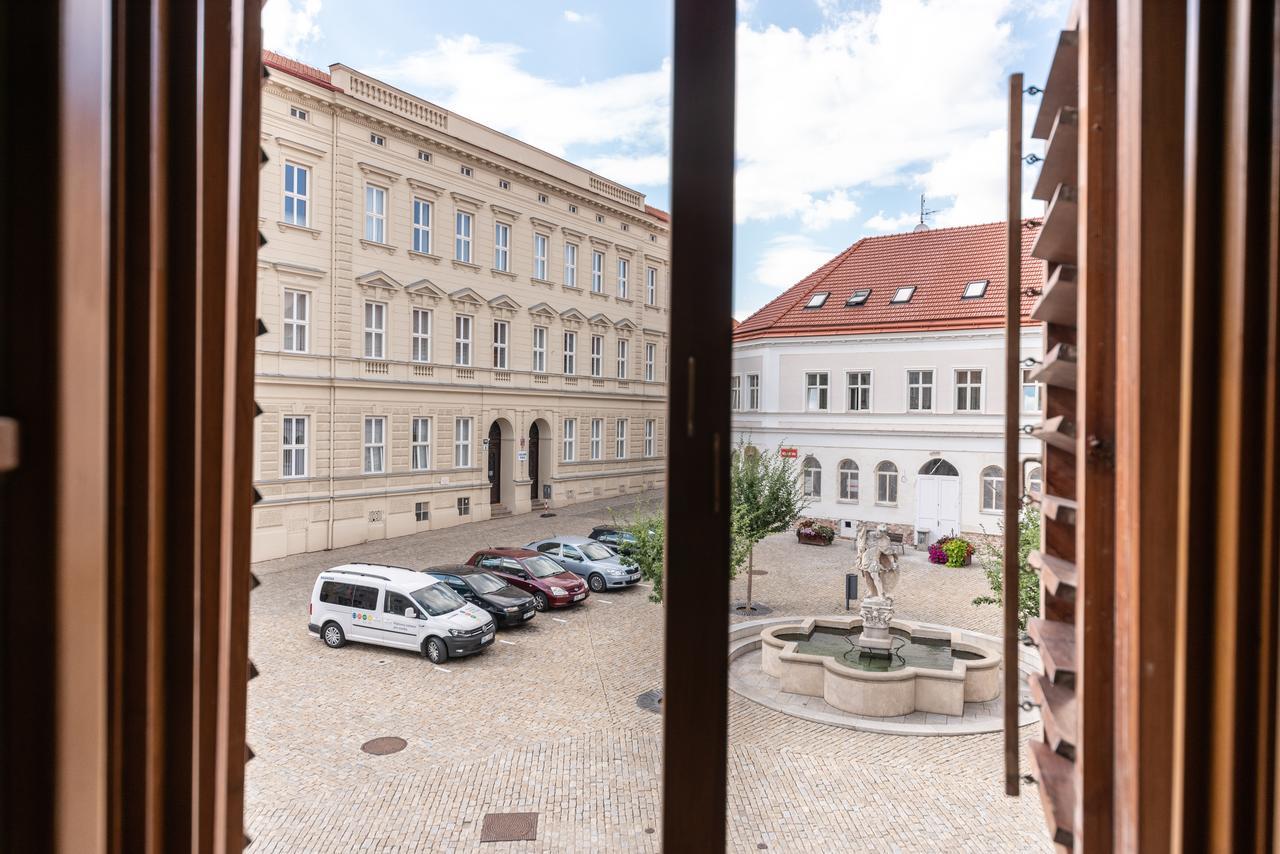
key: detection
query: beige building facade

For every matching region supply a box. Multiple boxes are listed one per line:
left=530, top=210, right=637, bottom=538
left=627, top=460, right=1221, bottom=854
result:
left=253, top=53, right=670, bottom=561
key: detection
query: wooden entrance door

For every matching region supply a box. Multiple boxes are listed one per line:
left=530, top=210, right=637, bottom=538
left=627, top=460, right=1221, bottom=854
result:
left=488, top=422, right=502, bottom=505
left=528, top=422, right=540, bottom=501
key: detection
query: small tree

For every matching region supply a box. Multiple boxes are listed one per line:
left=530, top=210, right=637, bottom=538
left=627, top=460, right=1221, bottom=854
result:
left=731, top=442, right=810, bottom=611
left=972, top=496, right=1041, bottom=631
left=619, top=509, right=665, bottom=603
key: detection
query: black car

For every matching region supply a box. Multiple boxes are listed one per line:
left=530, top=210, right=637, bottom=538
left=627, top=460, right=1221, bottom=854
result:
left=588, top=525, right=638, bottom=551
left=423, top=565, right=537, bottom=627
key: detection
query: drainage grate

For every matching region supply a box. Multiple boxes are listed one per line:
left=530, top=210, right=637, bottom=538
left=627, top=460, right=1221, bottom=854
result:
left=732, top=602, right=773, bottom=616
left=480, top=812, right=539, bottom=843
left=360, top=736, right=407, bottom=755
left=636, top=688, right=664, bottom=714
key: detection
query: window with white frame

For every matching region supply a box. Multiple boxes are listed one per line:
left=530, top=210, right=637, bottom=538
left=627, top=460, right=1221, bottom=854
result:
left=847, top=371, right=871, bottom=412
left=1021, top=367, right=1043, bottom=413
left=802, top=457, right=821, bottom=497
left=907, top=369, right=934, bottom=412
left=411, top=308, right=432, bottom=363
left=747, top=373, right=760, bottom=410
left=730, top=376, right=742, bottom=410
left=645, top=343, right=656, bottom=381
left=591, top=250, right=604, bottom=293
left=646, top=266, right=657, bottom=305
left=617, top=258, right=630, bottom=299
left=563, top=331, right=576, bottom=374
left=615, top=418, right=628, bottom=459
left=589, top=335, right=603, bottom=377
left=454, top=417, right=472, bottom=468
left=564, top=242, right=578, bottom=287
left=492, top=320, right=509, bottom=368
left=981, top=465, right=1005, bottom=512
left=955, top=369, right=983, bottom=412
left=534, top=233, right=548, bottom=280
left=415, top=501, right=430, bottom=521
left=875, top=461, right=899, bottom=505
left=363, top=300, right=386, bottom=360
left=282, top=289, right=309, bottom=353
left=454, top=314, right=473, bottom=366
left=616, top=338, right=628, bottom=379
left=283, top=162, right=309, bottom=226
left=1027, top=463, right=1043, bottom=497
left=281, top=416, right=307, bottom=478
left=417, top=149, right=431, bottom=163
left=493, top=221, right=510, bottom=271
left=644, top=419, right=655, bottom=457
left=289, top=105, right=308, bottom=121
left=410, top=417, right=431, bottom=471
left=590, top=418, right=602, bottom=460
left=364, top=184, right=386, bottom=243
left=532, top=326, right=547, bottom=372
left=412, top=198, right=432, bottom=253
left=455, top=211, right=473, bottom=263
left=460, top=165, right=473, bottom=178
left=457, top=496, right=471, bottom=515
left=370, top=132, right=385, bottom=146
left=838, top=459, right=858, bottom=501
left=363, top=416, right=386, bottom=474
left=805, top=372, right=829, bottom=411
left=562, top=418, right=576, bottom=461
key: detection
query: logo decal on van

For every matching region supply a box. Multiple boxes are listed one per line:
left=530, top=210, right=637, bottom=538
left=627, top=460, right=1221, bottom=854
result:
left=351, top=612, right=374, bottom=621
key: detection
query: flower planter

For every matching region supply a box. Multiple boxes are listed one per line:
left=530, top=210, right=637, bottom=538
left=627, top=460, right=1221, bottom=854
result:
left=797, top=532, right=832, bottom=546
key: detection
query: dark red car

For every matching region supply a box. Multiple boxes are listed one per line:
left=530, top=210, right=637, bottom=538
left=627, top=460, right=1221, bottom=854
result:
left=465, top=547, right=590, bottom=611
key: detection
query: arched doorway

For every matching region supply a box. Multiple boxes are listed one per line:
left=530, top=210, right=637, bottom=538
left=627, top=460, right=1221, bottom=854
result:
left=528, top=421, right=541, bottom=502
left=488, top=421, right=503, bottom=505
left=528, top=418, right=552, bottom=505
left=915, top=458, right=960, bottom=543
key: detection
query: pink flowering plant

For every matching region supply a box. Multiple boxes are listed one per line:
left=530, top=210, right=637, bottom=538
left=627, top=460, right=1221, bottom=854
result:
left=796, top=519, right=836, bottom=544
left=929, top=535, right=975, bottom=567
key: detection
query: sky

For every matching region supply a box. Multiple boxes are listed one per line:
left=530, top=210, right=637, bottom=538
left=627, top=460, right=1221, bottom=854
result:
left=263, top=0, right=1070, bottom=320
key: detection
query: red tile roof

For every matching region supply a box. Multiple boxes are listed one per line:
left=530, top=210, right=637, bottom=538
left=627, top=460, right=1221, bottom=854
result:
left=645, top=205, right=670, bottom=223
left=734, top=220, right=1045, bottom=342
left=262, top=50, right=341, bottom=92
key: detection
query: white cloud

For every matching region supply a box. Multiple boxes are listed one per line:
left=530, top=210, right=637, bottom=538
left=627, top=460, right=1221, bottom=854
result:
left=262, top=0, right=322, bottom=55
left=369, top=37, right=670, bottom=160
left=581, top=154, right=669, bottom=187
left=864, top=210, right=918, bottom=233
left=735, top=0, right=1019, bottom=226
left=799, top=189, right=859, bottom=230
left=754, top=235, right=836, bottom=289
left=563, top=9, right=592, bottom=23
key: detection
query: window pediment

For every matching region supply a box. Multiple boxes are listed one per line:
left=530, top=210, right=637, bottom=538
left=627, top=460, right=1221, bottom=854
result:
left=527, top=302, right=558, bottom=318
left=357, top=161, right=401, bottom=183
left=490, top=203, right=521, bottom=221
left=406, top=177, right=445, bottom=197
left=588, top=312, right=613, bottom=327
left=275, top=136, right=327, bottom=159
left=448, top=286, right=485, bottom=305
left=560, top=307, right=589, bottom=323
left=406, top=278, right=445, bottom=299
left=614, top=318, right=638, bottom=330
left=487, top=293, right=522, bottom=310
left=450, top=191, right=483, bottom=210
left=354, top=269, right=402, bottom=293
left=530, top=216, right=558, bottom=233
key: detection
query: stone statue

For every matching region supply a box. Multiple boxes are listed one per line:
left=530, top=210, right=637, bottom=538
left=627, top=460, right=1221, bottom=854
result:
left=854, top=523, right=901, bottom=653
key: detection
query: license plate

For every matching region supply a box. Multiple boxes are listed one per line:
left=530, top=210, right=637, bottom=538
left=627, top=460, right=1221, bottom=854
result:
left=523, top=611, right=534, bottom=620
left=573, top=593, right=585, bottom=601
left=482, top=632, right=494, bottom=643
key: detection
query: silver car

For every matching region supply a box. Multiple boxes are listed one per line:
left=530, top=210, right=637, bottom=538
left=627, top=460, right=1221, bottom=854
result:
left=525, top=535, right=642, bottom=592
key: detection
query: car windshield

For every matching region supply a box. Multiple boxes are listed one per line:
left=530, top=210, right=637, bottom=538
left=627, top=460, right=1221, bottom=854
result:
left=411, top=583, right=464, bottom=616
left=579, top=542, right=613, bottom=561
left=466, top=573, right=507, bottom=595
left=523, top=555, right=565, bottom=578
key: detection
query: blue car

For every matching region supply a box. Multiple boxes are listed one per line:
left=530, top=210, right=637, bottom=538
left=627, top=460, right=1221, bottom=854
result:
left=525, top=535, right=642, bottom=592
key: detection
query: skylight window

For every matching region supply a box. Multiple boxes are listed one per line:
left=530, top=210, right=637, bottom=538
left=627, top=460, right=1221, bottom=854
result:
left=962, top=280, right=989, bottom=299
left=805, top=292, right=830, bottom=309
left=891, top=286, right=916, bottom=304
left=845, top=289, right=871, bottom=307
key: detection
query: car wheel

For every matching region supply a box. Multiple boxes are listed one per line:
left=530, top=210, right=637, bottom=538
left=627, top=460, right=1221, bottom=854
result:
left=589, top=573, right=606, bottom=592
left=533, top=592, right=549, bottom=612
left=425, top=636, right=448, bottom=664
left=321, top=622, right=345, bottom=649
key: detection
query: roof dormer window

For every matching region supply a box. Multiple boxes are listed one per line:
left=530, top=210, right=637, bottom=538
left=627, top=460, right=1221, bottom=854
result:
left=805, top=292, right=830, bottom=309
left=890, top=286, right=916, bottom=304
left=845, top=289, right=871, bottom=307
left=962, top=280, right=989, bottom=299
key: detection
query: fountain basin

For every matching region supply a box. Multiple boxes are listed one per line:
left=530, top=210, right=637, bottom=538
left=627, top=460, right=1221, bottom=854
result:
left=760, top=616, right=1001, bottom=717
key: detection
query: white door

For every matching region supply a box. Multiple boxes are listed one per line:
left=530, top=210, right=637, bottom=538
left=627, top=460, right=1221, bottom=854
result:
left=915, top=476, right=961, bottom=542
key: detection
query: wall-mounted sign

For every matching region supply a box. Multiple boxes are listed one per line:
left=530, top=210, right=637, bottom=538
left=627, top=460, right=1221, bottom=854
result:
left=779, top=447, right=798, bottom=458
left=517, top=450, right=528, bottom=462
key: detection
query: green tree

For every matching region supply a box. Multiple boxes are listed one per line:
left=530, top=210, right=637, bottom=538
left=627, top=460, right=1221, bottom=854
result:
left=618, top=509, right=665, bottom=603
left=730, top=442, right=810, bottom=611
left=972, top=496, right=1041, bottom=631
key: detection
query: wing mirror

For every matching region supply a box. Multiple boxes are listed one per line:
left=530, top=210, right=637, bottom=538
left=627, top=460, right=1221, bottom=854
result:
left=404, top=608, right=416, bottom=619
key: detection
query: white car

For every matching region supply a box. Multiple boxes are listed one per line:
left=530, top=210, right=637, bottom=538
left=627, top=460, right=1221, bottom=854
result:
left=308, top=564, right=495, bottom=663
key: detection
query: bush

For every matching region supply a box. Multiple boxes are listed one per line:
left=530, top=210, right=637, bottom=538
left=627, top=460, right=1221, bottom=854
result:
left=618, top=509, right=665, bottom=603
left=972, top=498, right=1041, bottom=631
left=928, top=535, right=974, bottom=566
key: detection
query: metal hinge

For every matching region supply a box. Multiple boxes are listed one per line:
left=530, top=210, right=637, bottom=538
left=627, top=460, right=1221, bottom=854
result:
left=0, top=417, right=17, bottom=472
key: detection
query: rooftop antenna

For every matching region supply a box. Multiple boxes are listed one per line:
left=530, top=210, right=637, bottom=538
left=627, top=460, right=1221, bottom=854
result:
left=915, top=194, right=938, bottom=232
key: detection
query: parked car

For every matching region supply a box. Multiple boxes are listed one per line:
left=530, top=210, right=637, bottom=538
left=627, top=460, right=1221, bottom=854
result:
left=588, top=525, right=638, bottom=552
left=465, top=547, right=590, bottom=611
left=422, top=564, right=538, bottom=627
left=525, top=535, right=642, bottom=592
left=308, top=564, right=494, bottom=664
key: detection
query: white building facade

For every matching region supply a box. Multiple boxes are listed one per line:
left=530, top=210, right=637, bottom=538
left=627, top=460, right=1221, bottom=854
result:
left=732, top=221, right=1044, bottom=544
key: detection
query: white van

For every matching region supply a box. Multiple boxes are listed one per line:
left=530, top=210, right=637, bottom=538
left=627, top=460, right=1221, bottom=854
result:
left=308, top=564, right=496, bottom=663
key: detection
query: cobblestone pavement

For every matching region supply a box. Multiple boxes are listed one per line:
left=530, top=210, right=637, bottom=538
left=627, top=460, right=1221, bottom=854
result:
left=245, top=492, right=1049, bottom=853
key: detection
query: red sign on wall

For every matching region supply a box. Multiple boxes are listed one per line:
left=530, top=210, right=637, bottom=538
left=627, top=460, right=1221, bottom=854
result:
left=779, top=447, right=798, bottom=458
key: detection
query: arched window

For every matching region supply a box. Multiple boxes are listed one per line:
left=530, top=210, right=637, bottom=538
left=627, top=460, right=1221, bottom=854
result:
left=838, top=460, right=859, bottom=501
left=743, top=444, right=759, bottom=459
left=919, top=458, right=959, bottom=477
left=982, top=465, right=1005, bottom=512
left=875, top=461, right=898, bottom=505
left=802, top=456, right=822, bottom=497
left=1026, top=464, right=1043, bottom=497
